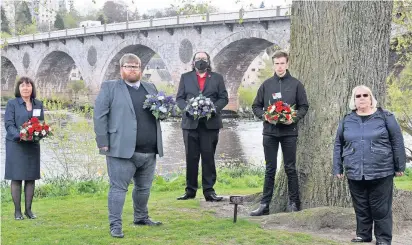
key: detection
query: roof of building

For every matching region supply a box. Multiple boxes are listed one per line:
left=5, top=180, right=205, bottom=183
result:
left=146, top=58, right=166, bottom=69
left=157, top=69, right=172, bottom=81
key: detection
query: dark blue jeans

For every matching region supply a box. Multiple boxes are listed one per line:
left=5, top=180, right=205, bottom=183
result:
left=106, top=152, right=156, bottom=230
left=261, top=135, right=300, bottom=207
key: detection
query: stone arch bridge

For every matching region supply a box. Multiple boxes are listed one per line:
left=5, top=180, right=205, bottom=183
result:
left=1, top=6, right=290, bottom=110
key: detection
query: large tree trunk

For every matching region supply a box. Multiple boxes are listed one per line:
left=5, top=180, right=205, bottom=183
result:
left=271, top=1, right=393, bottom=212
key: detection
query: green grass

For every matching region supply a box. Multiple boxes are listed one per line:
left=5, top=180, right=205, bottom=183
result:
left=1, top=190, right=339, bottom=245
left=394, top=167, right=412, bottom=191
left=2, top=167, right=410, bottom=245
left=238, top=86, right=259, bottom=109
left=1, top=170, right=340, bottom=245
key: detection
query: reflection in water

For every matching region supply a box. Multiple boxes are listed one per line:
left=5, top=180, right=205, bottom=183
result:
left=0, top=110, right=271, bottom=180
left=157, top=120, right=269, bottom=177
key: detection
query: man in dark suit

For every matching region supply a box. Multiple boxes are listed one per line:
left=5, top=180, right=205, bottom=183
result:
left=176, top=51, right=229, bottom=202
left=94, top=53, right=163, bottom=238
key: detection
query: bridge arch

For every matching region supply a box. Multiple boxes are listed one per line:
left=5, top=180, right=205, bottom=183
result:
left=100, top=38, right=171, bottom=84
left=35, top=50, right=85, bottom=98
left=1, top=56, right=18, bottom=93
left=210, top=30, right=288, bottom=110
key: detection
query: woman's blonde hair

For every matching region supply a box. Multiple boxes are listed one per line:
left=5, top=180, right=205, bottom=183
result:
left=348, top=85, right=378, bottom=110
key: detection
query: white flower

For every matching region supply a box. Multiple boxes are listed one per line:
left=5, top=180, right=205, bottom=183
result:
left=159, top=106, right=167, bottom=113
left=158, top=96, right=165, bottom=100
left=270, top=106, right=275, bottom=113
left=205, top=100, right=210, bottom=105
left=34, top=132, right=39, bottom=136
left=194, top=111, right=198, bottom=115
left=42, top=130, right=47, bottom=136
left=192, top=102, right=198, bottom=106
left=20, top=129, right=27, bottom=134
left=199, top=100, right=204, bottom=105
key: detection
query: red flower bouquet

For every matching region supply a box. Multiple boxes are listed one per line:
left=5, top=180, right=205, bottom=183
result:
left=19, top=117, right=52, bottom=142
left=264, top=100, right=297, bottom=125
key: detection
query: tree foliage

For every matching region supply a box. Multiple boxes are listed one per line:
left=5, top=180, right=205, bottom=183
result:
left=15, top=1, right=33, bottom=34
left=1, top=6, right=11, bottom=34
left=63, top=11, right=80, bottom=28
left=97, top=14, right=106, bottom=24
left=387, top=0, right=412, bottom=137
left=102, top=1, right=127, bottom=23
left=391, top=0, right=412, bottom=67
left=54, top=13, right=65, bottom=30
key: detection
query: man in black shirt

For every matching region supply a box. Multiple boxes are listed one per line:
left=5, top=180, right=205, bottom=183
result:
left=94, top=54, right=163, bottom=238
left=251, top=51, right=309, bottom=216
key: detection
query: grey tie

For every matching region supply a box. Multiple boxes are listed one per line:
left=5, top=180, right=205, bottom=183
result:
left=131, top=85, right=139, bottom=90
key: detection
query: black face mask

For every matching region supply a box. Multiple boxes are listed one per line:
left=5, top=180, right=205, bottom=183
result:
left=194, top=60, right=208, bottom=72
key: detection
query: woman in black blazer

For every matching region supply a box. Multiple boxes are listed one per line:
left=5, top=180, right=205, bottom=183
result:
left=4, top=77, right=44, bottom=220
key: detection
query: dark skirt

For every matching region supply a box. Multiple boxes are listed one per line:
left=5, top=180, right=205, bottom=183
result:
left=4, top=139, right=41, bottom=180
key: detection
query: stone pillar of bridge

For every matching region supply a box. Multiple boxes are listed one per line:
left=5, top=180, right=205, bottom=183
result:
left=225, top=93, right=239, bottom=111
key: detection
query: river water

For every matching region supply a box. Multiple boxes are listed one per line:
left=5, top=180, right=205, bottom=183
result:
left=1, top=110, right=411, bottom=181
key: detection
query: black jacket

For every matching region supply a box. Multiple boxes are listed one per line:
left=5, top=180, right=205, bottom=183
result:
left=333, top=108, right=406, bottom=180
left=252, top=70, right=309, bottom=137
left=176, top=71, right=228, bottom=129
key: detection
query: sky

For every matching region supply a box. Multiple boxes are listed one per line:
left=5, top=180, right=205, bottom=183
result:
left=73, top=0, right=292, bottom=15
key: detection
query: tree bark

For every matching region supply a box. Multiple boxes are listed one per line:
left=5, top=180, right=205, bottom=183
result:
left=271, top=0, right=393, bottom=212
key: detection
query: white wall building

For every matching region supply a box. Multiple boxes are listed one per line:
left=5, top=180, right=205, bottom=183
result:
left=69, top=65, right=82, bottom=81
left=241, top=52, right=271, bottom=88
left=142, top=58, right=173, bottom=85
left=35, top=0, right=59, bottom=26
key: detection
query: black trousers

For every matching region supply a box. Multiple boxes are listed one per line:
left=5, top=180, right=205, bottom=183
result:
left=261, top=135, right=300, bottom=207
left=348, top=175, right=393, bottom=244
left=183, top=123, right=219, bottom=196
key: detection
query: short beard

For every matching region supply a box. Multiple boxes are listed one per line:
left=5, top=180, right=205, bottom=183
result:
left=121, top=71, right=141, bottom=83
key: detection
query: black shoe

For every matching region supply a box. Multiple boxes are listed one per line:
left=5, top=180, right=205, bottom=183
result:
left=24, top=211, right=37, bottom=219
left=110, top=228, right=124, bottom=238
left=177, top=193, right=196, bottom=200
left=351, top=237, right=372, bottom=243
left=14, top=212, right=24, bottom=220
left=134, top=218, right=162, bottom=226
left=376, top=242, right=388, bottom=245
left=250, top=204, right=269, bottom=216
left=204, top=193, right=223, bottom=202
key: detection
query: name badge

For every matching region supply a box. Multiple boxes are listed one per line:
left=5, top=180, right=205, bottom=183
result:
left=33, top=109, right=41, bottom=117
left=272, top=92, right=282, bottom=100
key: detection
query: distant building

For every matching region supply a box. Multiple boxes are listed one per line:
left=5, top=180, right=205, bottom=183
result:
left=241, top=52, right=271, bottom=87
left=32, top=0, right=59, bottom=26
left=2, top=0, right=68, bottom=33
left=69, top=65, right=82, bottom=81
left=142, top=58, right=173, bottom=85
left=58, top=0, right=68, bottom=13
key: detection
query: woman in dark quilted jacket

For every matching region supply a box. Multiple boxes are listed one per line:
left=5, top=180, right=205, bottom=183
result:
left=333, top=85, right=406, bottom=245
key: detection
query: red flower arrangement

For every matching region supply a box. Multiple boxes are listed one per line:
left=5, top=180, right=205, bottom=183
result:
left=19, top=117, right=52, bottom=142
left=264, top=100, right=297, bottom=125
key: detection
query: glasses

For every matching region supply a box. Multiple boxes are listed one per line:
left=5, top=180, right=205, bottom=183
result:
left=122, top=65, right=140, bottom=70
left=355, top=93, right=369, bottom=98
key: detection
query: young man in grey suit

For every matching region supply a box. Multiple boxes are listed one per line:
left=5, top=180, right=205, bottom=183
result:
left=176, top=51, right=229, bottom=202
left=94, top=53, right=163, bottom=238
